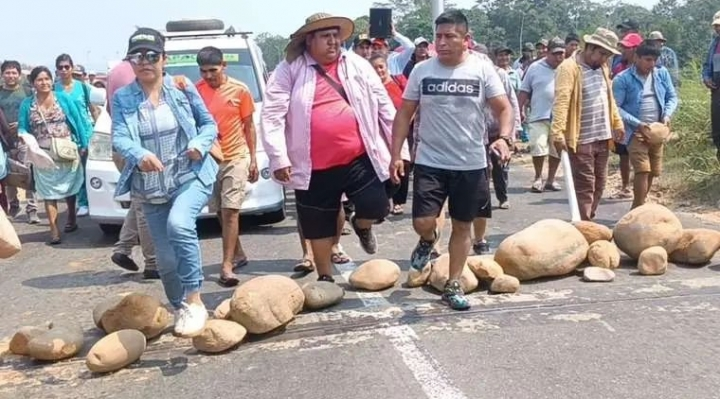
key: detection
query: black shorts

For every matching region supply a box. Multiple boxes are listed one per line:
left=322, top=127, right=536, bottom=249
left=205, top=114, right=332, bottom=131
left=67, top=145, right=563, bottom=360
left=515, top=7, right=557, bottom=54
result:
left=295, top=155, right=390, bottom=240
left=412, top=164, right=491, bottom=223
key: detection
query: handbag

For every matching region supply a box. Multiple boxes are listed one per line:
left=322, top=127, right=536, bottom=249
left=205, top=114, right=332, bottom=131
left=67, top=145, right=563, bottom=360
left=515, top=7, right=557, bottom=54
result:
left=3, top=158, right=34, bottom=191
left=37, top=103, right=79, bottom=162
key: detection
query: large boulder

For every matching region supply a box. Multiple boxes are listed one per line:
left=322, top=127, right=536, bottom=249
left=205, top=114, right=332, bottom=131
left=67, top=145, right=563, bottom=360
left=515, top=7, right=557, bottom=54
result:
left=92, top=294, right=129, bottom=330
left=428, top=254, right=478, bottom=293
left=349, top=259, right=401, bottom=291
left=406, top=263, right=432, bottom=288
left=27, top=323, right=84, bottom=361
left=229, top=275, right=304, bottom=334
left=302, top=281, right=344, bottom=311
left=99, top=293, right=170, bottom=339
left=587, top=240, right=621, bottom=270
left=494, top=219, right=589, bottom=281
left=669, top=228, right=720, bottom=265
left=638, top=246, right=668, bottom=275
left=613, top=204, right=683, bottom=260
left=192, top=320, right=247, bottom=353
left=573, top=221, right=613, bottom=244
left=466, top=255, right=504, bottom=280
left=86, top=329, right=147, bottom=373
left=9, top=325, right=51, bottom=356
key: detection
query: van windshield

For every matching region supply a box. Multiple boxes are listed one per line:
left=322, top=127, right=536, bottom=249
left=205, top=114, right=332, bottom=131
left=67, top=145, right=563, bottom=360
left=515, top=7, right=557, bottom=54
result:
left=164, top=49, right=262, bottom=102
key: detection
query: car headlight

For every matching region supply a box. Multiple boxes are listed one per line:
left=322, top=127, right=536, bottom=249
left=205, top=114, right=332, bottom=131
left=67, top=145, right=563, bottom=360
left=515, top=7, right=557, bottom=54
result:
left=261, top=167, right=271, bottom=179
left=88, top=132, right=113, bottom=161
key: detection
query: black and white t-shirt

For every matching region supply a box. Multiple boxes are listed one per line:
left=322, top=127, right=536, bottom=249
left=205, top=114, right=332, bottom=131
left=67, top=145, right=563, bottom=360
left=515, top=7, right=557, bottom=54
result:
left=403, top=55, right=506, bottom=171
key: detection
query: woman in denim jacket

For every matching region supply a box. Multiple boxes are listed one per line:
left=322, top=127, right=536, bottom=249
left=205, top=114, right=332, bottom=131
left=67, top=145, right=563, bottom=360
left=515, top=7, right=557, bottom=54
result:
left=111, top=28, right=218, bottom=337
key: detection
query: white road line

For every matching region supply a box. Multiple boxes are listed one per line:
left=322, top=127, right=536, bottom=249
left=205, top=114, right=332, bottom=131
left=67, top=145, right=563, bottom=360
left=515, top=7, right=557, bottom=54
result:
left=334, top=261, right=468, bottom=399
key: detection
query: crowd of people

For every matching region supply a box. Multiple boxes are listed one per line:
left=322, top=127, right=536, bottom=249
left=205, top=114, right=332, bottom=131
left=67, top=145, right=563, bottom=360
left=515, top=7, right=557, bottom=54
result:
left=1, top=8, right=719, bottom=335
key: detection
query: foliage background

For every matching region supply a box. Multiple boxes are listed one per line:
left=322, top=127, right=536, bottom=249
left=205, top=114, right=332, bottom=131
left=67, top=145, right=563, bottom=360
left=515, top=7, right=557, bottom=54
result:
left=256, top=0, right=718, bottom=71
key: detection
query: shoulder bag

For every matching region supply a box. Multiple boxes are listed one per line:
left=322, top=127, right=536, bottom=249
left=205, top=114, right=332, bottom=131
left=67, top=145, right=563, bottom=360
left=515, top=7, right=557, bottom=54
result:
left=37, top=103, right=79, bottom=162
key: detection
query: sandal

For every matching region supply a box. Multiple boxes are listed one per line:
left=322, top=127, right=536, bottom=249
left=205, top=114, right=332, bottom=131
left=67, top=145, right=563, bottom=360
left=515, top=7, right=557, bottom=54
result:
left=391, top=205, right=404, bottom=215
left=293, top=258, right=315, bottom=273
left=530, top=180, right=544, bottom=193
left=47, top=236, right=62, bottom=246
left=234, top=258, right=249, bottom=269
left=331, top=251, right=351, bottom=264
left=218, top=274, right=240, bottom=288
left=64, top=223, right=78, bottom=233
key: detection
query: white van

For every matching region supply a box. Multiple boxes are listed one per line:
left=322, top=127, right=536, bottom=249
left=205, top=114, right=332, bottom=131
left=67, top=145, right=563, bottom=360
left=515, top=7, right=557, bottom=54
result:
left=85, top=19, right=285, bottom=234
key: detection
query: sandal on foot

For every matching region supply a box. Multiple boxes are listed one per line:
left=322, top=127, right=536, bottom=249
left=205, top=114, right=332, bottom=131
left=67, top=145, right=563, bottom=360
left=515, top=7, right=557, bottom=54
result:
left=218, top=274, right=240, bottom=288
left=293, top=258, right=315, bottom=273
left=234, top=258, right=249, bottom=269
left=391, top=205, right=404, bottom=215
left=47, top=237, right=62, bottom=245
left=331, top=251, right=351, bottom=264
left=64, top=223, right=78, bottom=233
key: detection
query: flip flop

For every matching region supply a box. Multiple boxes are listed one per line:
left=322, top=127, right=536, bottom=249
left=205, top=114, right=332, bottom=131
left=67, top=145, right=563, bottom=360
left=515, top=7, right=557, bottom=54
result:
left=341, top=226, right=352, bottom=236
left=64, top=223, right=78, bottom=233
left=391, top=205, right=404, bottom=215
left=293, top=258, right=315, bottom=273
left=234, top=258, right=249, bottom=269
left=218, top=274, right=240, bottom=288
left=47, top=237, right=62, bottom=246
left=331, top=251, right=351, bottom=264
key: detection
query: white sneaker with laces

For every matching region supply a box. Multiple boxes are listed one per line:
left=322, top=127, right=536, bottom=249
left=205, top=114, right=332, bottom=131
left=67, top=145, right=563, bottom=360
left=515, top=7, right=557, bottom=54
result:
left=77, top=206, right=89, bottom=217
left=174, top=302, right=208, bottom=337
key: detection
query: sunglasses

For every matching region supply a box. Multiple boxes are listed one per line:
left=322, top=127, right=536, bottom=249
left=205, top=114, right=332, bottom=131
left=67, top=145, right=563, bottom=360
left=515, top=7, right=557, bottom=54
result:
left=57, top=65, right=72, bottom=71
left=127, top=52, right=162, bottom=65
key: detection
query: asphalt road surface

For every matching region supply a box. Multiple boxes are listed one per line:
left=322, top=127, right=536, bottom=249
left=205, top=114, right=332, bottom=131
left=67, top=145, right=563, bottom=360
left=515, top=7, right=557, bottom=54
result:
left=2, top=164, right=720, bottom=399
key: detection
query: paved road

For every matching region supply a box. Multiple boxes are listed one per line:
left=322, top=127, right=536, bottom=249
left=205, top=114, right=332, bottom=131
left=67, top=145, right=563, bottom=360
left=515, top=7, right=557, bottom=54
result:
left=2, top=164, right=720, bottom=399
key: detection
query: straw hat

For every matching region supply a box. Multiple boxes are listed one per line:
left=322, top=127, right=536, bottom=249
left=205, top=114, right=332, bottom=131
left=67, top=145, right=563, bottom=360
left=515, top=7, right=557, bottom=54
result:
left=583, top=27, right=621, bottom=55
left=285, top=13, right=355, bottom=63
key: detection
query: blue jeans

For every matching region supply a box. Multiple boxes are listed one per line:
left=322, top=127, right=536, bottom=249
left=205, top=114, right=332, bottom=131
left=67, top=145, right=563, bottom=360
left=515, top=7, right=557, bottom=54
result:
left=142, top=179, right=212, bottom=309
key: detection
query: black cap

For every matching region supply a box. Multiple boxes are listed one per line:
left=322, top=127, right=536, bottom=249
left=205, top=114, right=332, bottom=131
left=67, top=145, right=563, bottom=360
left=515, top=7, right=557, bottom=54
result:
left=565, top=32, right=580, bottom=44
left=127, top=27, right=165, bottom=55
left=494, top=45, right=513, bottom=55
left=522, top=42, right=535, bottom=51
left=616, top=19, right=640, bottom=31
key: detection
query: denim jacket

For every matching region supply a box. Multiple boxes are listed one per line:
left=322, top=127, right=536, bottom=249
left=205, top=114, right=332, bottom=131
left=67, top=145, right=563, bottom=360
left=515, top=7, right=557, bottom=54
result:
left=612, top=65, right=678, bottom=145
left=702, top=36, right=720, bottom=82
left=111, top=75, right=218, bottom=198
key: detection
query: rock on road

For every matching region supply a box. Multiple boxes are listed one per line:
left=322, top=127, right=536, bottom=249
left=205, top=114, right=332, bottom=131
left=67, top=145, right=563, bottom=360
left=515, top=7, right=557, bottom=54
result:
left=2, top=165, right=720, bottom=399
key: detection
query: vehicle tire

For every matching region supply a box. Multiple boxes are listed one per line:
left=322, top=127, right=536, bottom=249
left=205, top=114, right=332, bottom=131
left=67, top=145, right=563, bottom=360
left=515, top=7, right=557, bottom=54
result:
left=165, top=19, right=224, bottom=32
left=255, top=208, right=286, bottom=225
left=99, top=223, right=121, bottom=236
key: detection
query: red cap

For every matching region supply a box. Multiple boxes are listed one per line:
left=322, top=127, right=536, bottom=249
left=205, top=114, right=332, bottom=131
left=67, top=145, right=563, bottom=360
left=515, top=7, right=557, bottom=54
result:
left=619, top=33, right=643, bottom=48
left=371, top=38, right=388, bottom=47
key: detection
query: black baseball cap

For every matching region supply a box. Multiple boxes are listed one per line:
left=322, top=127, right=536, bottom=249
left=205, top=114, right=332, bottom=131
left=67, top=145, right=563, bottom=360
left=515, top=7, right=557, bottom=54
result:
left=616, top=19, right=639, bottom=31
left=127, top=27, right=165, bottom=55
left=494, top=45, right=513, bottom=55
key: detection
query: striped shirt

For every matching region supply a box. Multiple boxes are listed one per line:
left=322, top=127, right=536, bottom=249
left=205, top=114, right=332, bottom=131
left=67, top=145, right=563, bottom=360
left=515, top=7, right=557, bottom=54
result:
left=639, top=74, right=660, bottom=124
left=578, top=64, right=612, bottom=144
left=131, top=97, right=194, bottom=204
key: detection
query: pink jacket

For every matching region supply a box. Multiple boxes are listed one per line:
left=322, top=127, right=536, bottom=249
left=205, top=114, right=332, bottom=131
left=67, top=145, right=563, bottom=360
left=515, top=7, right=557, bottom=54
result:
left=261, top=51, right=408, bottom=190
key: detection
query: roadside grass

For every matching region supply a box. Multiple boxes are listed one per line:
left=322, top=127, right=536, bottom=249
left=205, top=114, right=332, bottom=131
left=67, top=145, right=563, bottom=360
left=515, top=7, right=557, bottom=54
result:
left=659, top=63, right=719, bottom=207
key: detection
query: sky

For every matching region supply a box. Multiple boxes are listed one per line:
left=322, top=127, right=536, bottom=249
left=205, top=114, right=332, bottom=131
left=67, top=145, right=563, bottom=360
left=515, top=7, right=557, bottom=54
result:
left=5, top=0, right=657, bottom=72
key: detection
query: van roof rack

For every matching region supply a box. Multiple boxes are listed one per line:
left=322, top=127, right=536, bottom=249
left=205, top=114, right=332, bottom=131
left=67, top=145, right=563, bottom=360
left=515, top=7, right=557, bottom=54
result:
left=164, top=26, right=253, bottom=40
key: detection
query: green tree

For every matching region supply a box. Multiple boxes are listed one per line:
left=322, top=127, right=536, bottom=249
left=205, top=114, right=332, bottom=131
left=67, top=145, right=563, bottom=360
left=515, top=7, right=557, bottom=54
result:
left=256, top=32, right=288, bottom=70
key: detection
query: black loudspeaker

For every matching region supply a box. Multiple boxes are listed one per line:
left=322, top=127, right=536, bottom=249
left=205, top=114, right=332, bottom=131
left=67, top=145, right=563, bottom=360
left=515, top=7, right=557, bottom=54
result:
left=369, top=8, right=393, bottom=38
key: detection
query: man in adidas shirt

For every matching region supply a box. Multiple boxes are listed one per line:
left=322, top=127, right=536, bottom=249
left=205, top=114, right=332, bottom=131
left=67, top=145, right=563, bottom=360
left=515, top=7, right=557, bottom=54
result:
left=390, top=9, right=513, bottom=311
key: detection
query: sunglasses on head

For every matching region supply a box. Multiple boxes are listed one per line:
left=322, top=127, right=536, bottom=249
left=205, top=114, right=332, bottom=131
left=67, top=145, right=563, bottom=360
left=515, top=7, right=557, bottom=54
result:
left=127, top=52, right=162, bottom=65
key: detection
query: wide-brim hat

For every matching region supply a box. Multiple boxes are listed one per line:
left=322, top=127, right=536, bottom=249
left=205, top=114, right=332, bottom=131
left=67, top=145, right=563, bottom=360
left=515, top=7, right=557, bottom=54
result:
left=285, top=13, right=355, bottom=63
left=583, top=27, right=621, bottom=55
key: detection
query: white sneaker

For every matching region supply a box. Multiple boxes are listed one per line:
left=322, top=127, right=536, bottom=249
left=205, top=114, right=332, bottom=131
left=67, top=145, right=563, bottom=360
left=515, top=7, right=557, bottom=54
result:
left=173, top=302, right=208, bottom=337
left=77, top=206, right=89, bottom=217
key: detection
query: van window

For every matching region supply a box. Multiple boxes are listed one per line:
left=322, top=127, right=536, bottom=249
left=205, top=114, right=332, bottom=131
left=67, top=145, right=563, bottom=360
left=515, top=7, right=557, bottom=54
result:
left=164, top=49, right=262, bottom=102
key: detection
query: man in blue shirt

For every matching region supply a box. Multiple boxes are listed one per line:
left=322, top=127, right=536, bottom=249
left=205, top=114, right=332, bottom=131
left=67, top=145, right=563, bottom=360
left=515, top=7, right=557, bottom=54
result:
left=702, top=11, right=720, bottom=160
left=613, top=41, right=678, bottom=209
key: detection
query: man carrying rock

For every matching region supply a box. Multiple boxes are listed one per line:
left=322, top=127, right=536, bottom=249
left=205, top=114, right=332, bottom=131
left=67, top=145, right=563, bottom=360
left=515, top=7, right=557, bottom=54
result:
left=391, top=10, right=513, bottom=311
left=552, top=27, right=625, bottom=221
left=262, top=13, right=397, bottom=283
left=613, top=41, right=678, bottom=209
